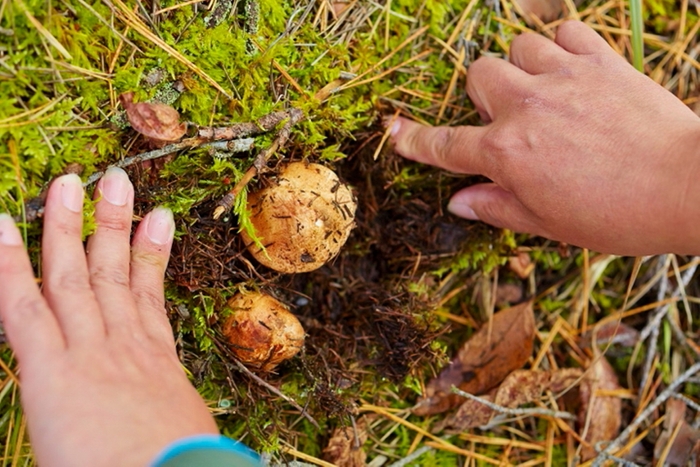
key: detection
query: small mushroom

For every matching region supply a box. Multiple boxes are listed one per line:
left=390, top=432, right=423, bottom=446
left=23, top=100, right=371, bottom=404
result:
left=222, top=291, right=304, bottom=371
left=241, top=162, right=357, bottom=273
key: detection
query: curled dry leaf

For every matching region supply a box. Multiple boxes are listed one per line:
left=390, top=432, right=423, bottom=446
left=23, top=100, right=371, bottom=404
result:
left=119, top=91, right=187, bottom=142
left=508, top=251, right=534, bottom=279
left=439, top=368, right=583, bottom=431
left=578, top=355, right=622, bottom=461
left=323, top=417, right=368, bottom=467
left=653, top=399, right=700, bottom=466
left=413, top=301, right=536, bottom=416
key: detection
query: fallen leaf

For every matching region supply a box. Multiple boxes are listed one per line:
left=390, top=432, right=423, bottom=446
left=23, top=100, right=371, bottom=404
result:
left=578, top=355, right=621, bottom=461
left=120, top=92, right=186, bottom=142
left=653, top=399, right=700, bottom=466
left=495, top=283, right=524, bottom=307
left=508, top=251, right=534, bottom=279
left=413, top=301, right=536, bottom=416
left=323, top=418, right=368, bottom=467
left=438, top=368, right=582, bottom=431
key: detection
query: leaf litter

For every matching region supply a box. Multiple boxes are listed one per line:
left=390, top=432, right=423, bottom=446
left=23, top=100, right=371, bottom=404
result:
left=413, top=301, right=536, bottom=416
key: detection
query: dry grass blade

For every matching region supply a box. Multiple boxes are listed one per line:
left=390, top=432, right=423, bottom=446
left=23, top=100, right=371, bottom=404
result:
left=14, top=0, right=72, bottom=59
left=105, top=0, right=232, bottom=98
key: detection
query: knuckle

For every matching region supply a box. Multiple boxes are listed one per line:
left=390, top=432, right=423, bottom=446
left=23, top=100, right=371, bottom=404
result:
left=132, top=250, right=167, bottom=270
left=95, top=211, right=132, bottom=234
left=8, top=295, right=50, bottom=327
left=430, top=126, right=457, bottom=168
left=482, top=125, right=521, bottom=161
left=133, top=285, right=165, bottom=312
left=90, top=264, right=130, bottom=289
left=50, top=271, right=92, bottom=293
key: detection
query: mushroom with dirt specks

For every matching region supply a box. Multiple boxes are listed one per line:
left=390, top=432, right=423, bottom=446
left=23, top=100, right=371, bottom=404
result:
left=222, top=291, right=305, bottom=371
left=241, top=162, right=357, bottom=273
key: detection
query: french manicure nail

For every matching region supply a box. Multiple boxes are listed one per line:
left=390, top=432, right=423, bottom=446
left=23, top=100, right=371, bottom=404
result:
left=447, top=198, right=480, bottom=220
left=100, top=167, right=131, bottom=206
left=145, top=207, right=175, bottom=245
left=0, top=214, right=23, bottom=246
left=58, top=174, right=84, bottom=213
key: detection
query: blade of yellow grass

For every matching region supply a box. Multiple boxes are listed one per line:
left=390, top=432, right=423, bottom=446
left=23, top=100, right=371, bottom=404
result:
left=0, top=95, right=64, bottom=124
left=447, top=0, right=479, bottom=47
left=279, top=446, right=335, bottom=467
left=343, top=49, right=433, bottom=90
left=458, top=433, right=545, bottom=452
left=47, top=58, right=113, bottom=81
left=532, top=319, right=564, bottom=370
left=437, top=46, right=465, bottom=122
left=14, top=0, right=72, bottom=59
left=339, top=25, right=429, bottom=90
left=106, top=0, right=232, bottom=98
left=360, top=404, right=506, bottom=466
left=423, top=441, right=513, bottom=466
left=373, top=109, right=400, bottom=160
left=154, top=0, right=208, bottom=15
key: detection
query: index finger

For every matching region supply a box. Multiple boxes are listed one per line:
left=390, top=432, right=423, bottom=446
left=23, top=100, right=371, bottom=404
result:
left=391, top=117, right=491, bottom=176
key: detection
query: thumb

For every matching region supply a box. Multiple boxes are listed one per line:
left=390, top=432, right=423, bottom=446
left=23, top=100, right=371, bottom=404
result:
left=448, top=183, right=546, bottom=236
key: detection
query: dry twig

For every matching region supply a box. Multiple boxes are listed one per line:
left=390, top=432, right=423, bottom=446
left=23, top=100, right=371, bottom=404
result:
left=213, top=108, right=304, bottom=220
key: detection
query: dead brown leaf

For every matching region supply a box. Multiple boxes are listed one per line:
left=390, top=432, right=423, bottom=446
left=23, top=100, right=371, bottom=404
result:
left=413, top=301, right=536, bottom=416
left=120, top=91, right=186, bottom=142
left=508, top=251, right=534, bottom=279
left=323, top=418, right=368, bottom=467
left=438, top=368, right=583, bottom=431
left=653, top=399, right=700, bottom=466
left=578, top=355, right=621, bottom=461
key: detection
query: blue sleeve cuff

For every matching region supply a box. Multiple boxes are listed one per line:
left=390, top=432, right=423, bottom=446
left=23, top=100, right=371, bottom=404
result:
left=151, top=434, right=262, bottom=467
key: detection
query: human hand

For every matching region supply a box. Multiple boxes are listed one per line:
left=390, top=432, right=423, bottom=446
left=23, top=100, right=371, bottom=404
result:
left=392, top=21, right=700, bottom=256
left=0, top=169, right=218, bottom=467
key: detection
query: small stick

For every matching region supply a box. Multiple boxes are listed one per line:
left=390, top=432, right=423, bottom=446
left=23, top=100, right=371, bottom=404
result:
left=85, top=137, right=255, bottom=186
left=15, top=109, right=299, bottom=223
left=213, top=108, right=303, bottom=220
left=451, top=386, right=577, bottom=421
left=591, top=361, right=700, bottom=466
left=210, top=334, right=320, bottom=429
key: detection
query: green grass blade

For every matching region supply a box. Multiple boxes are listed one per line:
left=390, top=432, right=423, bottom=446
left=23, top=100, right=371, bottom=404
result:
left=630, top=0, right=645, bottom=72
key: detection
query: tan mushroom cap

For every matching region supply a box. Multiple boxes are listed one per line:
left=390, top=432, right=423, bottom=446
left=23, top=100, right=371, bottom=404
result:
left=241, top=162, right=357, bottom=273
left=222, top=292, right=305, bottom=372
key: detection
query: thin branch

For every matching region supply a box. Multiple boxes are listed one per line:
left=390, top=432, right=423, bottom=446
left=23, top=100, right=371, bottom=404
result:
left=210, top=333, right=320, bottom=430
left=451, top=386, right=577, bottom=421
left=387, top=446, right=434, bottom=467
left=592, top=361, right=700, bottom=466
left=84, top=137, right=255, bottom=186
left=213, top=108, right=303, bottom=219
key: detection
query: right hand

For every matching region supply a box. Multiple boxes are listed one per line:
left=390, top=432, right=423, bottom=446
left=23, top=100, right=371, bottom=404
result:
left=392, top=21, right=700, bottom=256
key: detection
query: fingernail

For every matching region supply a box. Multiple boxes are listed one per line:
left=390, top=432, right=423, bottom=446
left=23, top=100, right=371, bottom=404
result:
left=391, top=118, right=401, bottom=136
left=145, top=207, right=175, bottom=245
left=58, top=174, right=84, bottom=213
left=448, top=197, right=480, bottom=220
left=100, top=167, right=131, bottom=206
left=0, top=214, right=23, bottom=246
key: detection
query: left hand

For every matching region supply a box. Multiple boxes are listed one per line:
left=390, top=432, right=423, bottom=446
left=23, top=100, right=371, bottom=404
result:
left=0, top=168, right=218, bottom=467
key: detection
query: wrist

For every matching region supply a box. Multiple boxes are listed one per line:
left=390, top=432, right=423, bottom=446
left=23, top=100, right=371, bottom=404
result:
left=670, top=122, right=700, bottom=255
left=151, top=434, right=262, bottom=467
